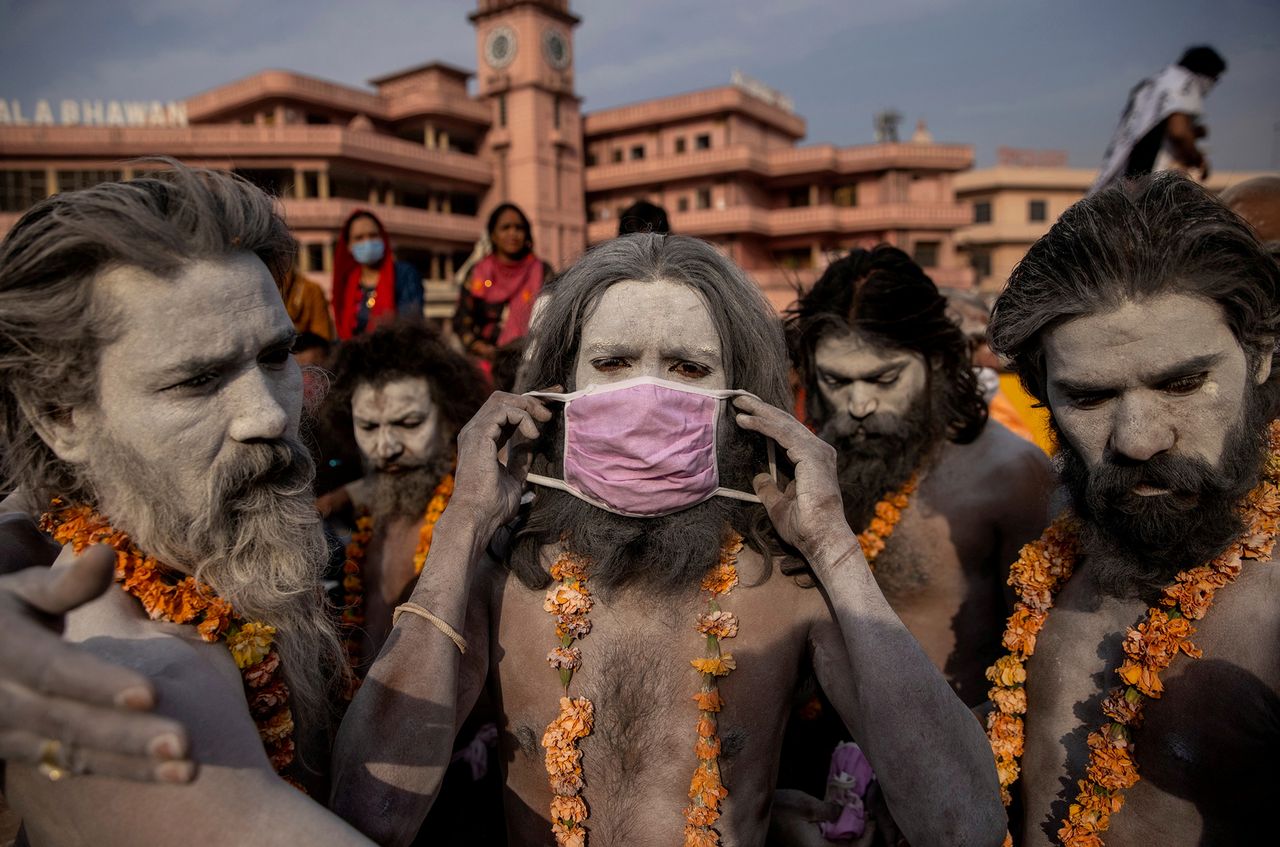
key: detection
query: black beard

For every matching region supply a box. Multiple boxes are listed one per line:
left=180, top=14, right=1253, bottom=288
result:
left=1055, top=389, right=1271, bottom=598
left=519, top=420, right=765, bottom=598
left=817, top=389, right=944, bottom=531
left=366, top=453, right=451, bottom=523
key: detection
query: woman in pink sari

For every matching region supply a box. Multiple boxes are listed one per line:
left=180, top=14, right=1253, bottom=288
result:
left=451, top=203, right=551, bottom=364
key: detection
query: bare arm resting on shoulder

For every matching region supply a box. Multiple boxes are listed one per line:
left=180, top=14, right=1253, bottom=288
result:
left=732, top=396, right=1007, bottom=847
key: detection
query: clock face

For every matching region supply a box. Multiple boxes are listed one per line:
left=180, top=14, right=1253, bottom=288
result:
left=484, top=26, right=517, bottom=69
left=543, top=28, right=571, bottom=70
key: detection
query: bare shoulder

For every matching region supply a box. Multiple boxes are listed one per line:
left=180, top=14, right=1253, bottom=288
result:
left=957, top=419, right=1051, bottom=483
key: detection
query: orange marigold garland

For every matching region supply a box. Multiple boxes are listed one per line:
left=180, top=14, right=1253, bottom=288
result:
left=340, top=472, right=455, bottom=672
left=856, top=474, right=918, bottom=565
left=542, top=550, right=595, bottom=846
left=985, top=420, right=1280, bottom=846
left=684, top=531, right=742, bottom=846
left=40, top=501, right=305, bottom=789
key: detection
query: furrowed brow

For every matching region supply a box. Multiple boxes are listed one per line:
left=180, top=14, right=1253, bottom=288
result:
left=1146, top=353, right=1221, bottom=385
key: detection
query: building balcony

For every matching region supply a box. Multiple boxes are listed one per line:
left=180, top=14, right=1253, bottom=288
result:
left=280, top=199, right=481, bottom=245
left=584, top=86, right=805, bottom=139
left=584, top=142, right=973, bottom=192
left=0, top=124, right=493, bottom=186
left=587, top=202, right=972, bottom=243
left=185, top=69, right=491, bottom=128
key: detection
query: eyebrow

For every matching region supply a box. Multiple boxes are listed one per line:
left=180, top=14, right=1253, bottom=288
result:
left=1051, top=353, right=1222, bottom=395
left=817, top=358, right=909, bottom=380
left=583, top=341, right=722, bottom=362
left=153, top=329, right=297, bottom=384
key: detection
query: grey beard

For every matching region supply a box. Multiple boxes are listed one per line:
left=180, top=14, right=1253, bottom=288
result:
left=81, top=434, right=347, bottom=741
left=366, top=453, right=452, bottom=523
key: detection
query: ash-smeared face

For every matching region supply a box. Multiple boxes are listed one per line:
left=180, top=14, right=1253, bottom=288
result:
left=351, top=376, right=444, bottom=474
left=812, top=329, right=929, bottom=443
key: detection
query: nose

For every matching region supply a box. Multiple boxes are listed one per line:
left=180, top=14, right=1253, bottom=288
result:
left=1108, top=395, right=1175, bottom=462
left=227, top=369, right=290, bottom=443
left=374, top=430, right=404, bottom=463
left=845, top=384, right=877, bottom=421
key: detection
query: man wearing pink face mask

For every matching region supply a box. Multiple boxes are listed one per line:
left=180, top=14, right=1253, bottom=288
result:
left=330, top=234, right=1006, bottom=846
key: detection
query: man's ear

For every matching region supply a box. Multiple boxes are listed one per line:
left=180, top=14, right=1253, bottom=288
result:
left=1255, top=342, right=1275, bottom=385
left=18, top=396, right=93, bottom=466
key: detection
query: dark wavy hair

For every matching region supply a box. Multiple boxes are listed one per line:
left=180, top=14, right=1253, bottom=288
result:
left=990, top=173, right=1280, bottom=409
left=324, top=320, right=488, bottom=444
left=486, top=202, right=533, bottom=260
left=786, top=245, right=987, bottom=444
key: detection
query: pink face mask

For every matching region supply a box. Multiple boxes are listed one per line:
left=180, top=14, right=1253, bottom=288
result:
left=524, top=377, right=771, bottom=518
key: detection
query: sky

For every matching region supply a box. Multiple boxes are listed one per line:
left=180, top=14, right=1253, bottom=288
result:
left=2, top=0, right=1278, bottom=170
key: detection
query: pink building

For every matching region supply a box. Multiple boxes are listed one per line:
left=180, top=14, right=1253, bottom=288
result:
left=0, top=0, right=973, bottom=314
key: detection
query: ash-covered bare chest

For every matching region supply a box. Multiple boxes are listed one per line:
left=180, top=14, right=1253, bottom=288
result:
left=1020, top=561, right=1280, bottom=846
left=490, top=564, right=814, bottom=844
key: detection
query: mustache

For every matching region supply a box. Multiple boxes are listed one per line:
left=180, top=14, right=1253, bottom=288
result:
left=819, top=412, right=907, bottom=441
left=1083, top=452, right=1221, bottom=514
left=210, top=438, right=315, bottom=507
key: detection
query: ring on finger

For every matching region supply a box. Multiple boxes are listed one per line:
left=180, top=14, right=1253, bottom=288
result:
left=36, top=738, right=68, bottom=782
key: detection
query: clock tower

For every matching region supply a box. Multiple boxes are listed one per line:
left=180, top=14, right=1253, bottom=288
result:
left=472, top=0, right=585, bottom=269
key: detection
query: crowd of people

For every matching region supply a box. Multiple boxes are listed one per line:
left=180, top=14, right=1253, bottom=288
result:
left=0, top=42, right=1278, bottom=847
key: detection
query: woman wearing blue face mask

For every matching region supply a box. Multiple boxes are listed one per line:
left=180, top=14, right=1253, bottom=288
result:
left=332, top=209, right=424, bottom=339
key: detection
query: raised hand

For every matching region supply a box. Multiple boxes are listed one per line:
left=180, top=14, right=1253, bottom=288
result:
left=449, top=388, right=556, bottom=538
left=732, top=395, right=855, bottom=561
left=0, top=544, right=193, bottom=782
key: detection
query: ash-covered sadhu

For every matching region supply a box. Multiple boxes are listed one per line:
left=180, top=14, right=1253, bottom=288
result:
left=987, top=172, right=1280, bottom=847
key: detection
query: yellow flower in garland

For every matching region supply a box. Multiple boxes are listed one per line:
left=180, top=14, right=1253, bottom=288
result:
left=229, top=623, right=277, bottom=669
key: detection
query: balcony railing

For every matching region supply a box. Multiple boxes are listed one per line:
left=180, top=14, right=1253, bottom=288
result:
left=0, top=125, right=493, bottom=186
left=587, top=202, right=971, bottom=242
left=585, top=142, right=973, bottom=192
left=280, top=199, right=481, bottom=244
left=185, top=69, right=491, bottom=127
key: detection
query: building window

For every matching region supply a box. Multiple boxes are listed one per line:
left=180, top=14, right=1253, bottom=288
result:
left=631, top=145, right=645, bottom=161
left=56, top=169, right=123, bottom=194
left=973, top=201, right=992, bottom=224
left=695, top=188, right=712, bottom=210
left=787, top=186, right=811, bottom=208
left=0, top=170, right=47, bottom=212
left=774, top=247, right=813, bottom=270
left=498, top=95, right=507, bottom=128
left=675, top=137, right=687, bottom=154
left=554, top=95, right=562, bottom=130
left=585, top=151, right=598, bottom=167
left=304, top=113, right=329, bottom=125
left=677, top=196, right=690, bottom=213
left=612, top=149, right=623, bottom=164
left=305, top=243, right=325, bottom=272
left=1028, top=199, right=1048, bottom=223
left=695, top=133, right=711, bottom=150
left=913, top=241, right=940, bottom=269
left=969, top=250, right=992, bottom=280
left=833, top=184, right=857, bottom=207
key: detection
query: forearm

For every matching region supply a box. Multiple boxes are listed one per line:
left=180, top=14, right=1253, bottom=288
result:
left=330, top=508, right=491, bottom=845
left=811, top=532, right=1005, bottom=845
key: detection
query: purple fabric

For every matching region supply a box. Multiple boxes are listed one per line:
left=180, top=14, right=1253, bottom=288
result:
left=562, top=382, right=721, bottom=516
left=819, top=742, right=875, bottom=841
